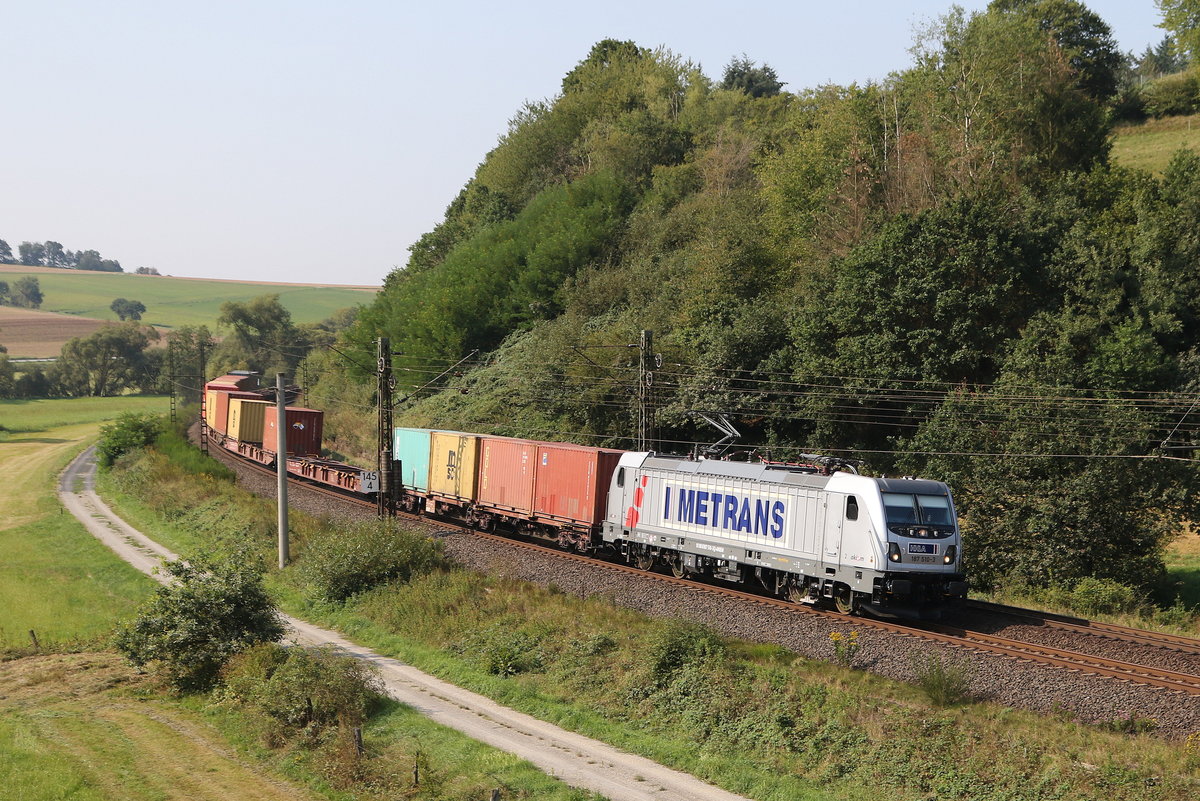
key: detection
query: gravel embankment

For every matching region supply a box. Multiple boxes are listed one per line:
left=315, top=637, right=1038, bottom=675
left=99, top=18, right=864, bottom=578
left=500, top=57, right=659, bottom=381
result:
left=209, top=440, right=1200, bottom=740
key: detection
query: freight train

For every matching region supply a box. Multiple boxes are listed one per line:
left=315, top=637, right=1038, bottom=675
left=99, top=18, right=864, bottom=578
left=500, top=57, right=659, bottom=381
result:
left=203, top=373, right=967, bottom=617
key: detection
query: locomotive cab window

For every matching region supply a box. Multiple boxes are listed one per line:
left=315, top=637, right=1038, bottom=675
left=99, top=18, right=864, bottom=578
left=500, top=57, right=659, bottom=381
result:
left=845, top=496, right=859, bottom=520
left=883, top=493, right=954, bottom=527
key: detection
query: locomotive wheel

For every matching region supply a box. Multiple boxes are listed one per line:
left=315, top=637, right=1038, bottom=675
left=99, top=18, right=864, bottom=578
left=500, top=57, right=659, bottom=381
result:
left=787, top=581, right=808, bottom=604
left=634, top=551, right=655, bottom=571
left=670, top=558, right=685, bottom=578
left=833, top=583, right=856, bottom=615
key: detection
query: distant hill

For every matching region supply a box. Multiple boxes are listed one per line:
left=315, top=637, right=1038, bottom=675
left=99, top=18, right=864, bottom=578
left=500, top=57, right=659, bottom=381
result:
left=1110, top=113, right=1200, bottom=174
left=0, top=266, right=377, bottom=358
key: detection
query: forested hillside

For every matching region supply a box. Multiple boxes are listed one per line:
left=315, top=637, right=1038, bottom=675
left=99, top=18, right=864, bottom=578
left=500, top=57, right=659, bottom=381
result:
left=306, top=1, right=1200, bottom=599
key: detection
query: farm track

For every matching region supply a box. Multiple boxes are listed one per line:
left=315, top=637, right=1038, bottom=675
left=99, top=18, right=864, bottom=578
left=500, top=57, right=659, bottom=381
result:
left=205, top=439, right=1200, bottom=698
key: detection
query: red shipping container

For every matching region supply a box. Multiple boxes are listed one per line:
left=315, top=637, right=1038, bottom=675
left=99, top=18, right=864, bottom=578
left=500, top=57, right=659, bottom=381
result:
left=477, top=436, right=538, bottom=515
left=208, top=390, right=264, bottom=436
left=264, top=406, right=324, bottom=456
left=534, top=444, right=625, bottom=528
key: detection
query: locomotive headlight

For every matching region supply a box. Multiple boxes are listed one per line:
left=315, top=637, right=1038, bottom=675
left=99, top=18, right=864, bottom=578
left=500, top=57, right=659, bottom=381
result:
left=888, top=542, right=902, bottom=563
left=943, top=544, right=957, bottom=565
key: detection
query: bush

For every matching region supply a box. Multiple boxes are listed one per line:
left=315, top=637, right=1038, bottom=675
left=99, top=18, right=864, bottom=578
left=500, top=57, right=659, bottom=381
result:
left=221, top=643, right=382, bottom=737
left=469, top=624, right=544, bottom=677
left=154, top=425, right=234, bottom=479
left=114, top=546, right=285, bottom=691
left=96, top=412, right=162, bottom=467
left=646, top=620, right=726, bottom=686
left=299, top=520, right=445, bottom=602
left=1069, top=577, right=1138, bottom=617
left=1143, top=70, right=1200, bottom=118
left=912, top=653, right=973, bottom=706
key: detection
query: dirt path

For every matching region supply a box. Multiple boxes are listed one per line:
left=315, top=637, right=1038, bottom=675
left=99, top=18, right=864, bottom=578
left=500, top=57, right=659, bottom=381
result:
left=58, top=447, right=755, bottom=801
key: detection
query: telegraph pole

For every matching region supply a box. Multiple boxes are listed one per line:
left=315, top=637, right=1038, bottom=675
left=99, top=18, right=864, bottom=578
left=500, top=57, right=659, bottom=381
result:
left=377, top=337, right=395, bottom=518
left=198, top=338, right=209, bottom=455
left=637, top=329, right=655, bottom=452
left=276, top=372, right=290, bottom=568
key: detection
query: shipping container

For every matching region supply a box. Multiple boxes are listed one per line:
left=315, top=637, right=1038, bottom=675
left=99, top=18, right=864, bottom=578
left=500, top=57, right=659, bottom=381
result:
left=206, top=390, right=266, bottom=436
left=265, top=406, right=324, bottom=456
left=205, top=373, right=260, bottom=392
left=477, top=436, right=538, bottom=515
left=428, top=432, right=480, bottom=502
left=534, top=443, right=625, bottom=528
left=227, top=399, right=269, bottom=443
left=392, top=428, right=433, bottom=492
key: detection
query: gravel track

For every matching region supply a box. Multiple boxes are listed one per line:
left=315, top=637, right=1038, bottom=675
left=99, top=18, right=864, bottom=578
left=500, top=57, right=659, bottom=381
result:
left=209, top=439, right=1200, bottom=740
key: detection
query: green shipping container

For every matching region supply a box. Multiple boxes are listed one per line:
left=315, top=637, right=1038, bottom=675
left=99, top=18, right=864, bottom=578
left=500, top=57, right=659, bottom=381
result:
left=392, top=428, right=432, bottom=492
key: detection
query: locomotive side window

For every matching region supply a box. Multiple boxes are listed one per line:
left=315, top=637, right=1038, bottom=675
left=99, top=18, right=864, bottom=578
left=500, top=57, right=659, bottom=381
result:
left=845, top=496, right=859, bottom=520
left=617, top=468, right=625, bottom=488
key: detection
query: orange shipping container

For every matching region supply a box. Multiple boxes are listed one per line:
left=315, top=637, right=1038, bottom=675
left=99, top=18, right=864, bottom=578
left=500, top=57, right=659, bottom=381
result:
left=534, top=443, right=625, bottom=528
left=477, top=436, right=537, bottom=515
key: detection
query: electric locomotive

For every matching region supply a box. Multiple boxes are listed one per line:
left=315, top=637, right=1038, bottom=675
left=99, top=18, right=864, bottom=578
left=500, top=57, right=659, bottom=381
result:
left=603, top=452, right=967, bottom=618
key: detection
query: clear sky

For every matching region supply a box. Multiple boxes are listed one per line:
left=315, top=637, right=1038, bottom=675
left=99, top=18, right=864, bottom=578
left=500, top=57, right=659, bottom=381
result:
left=0, top=1, right=1166, bottom=287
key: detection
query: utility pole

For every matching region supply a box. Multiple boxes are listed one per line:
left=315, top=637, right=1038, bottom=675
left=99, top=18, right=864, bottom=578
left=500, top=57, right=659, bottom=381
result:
left=276, top=372, right=290, bottom=568
left=198, top=338, right=209, bottom=455
left=168, top=346, right=177, bottom=425
left=377, top=337, right=395, bottom=518
left=636, top=329, right=655, bottom=452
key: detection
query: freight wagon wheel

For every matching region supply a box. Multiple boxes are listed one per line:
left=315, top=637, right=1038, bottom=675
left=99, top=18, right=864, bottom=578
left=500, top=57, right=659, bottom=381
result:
left=832, top=584, right=857, bottom=615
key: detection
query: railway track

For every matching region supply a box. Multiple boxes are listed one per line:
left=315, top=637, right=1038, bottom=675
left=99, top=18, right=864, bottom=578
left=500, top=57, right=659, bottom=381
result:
left=208, top=439, right=1200, bottom=696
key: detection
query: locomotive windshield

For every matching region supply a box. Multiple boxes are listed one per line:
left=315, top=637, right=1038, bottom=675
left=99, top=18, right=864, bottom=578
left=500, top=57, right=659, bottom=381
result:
left=882, top=493, right=954, bottom=526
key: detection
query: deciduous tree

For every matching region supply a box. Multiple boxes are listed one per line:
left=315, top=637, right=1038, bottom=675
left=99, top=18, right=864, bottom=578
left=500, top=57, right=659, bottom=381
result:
left=56, top=322, right=159, bottom=396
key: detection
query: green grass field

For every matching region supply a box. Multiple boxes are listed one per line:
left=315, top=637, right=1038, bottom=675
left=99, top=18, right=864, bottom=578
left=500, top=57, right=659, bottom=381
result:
left=0, top=265, right=376, bottom=329
left=0, top=396, right=167, bottom=649
left=1110, top=113, right=1200, bottom=175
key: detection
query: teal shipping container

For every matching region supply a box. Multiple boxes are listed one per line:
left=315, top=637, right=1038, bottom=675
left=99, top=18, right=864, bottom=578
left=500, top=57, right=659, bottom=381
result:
left=392, top=428, right=432, bottom=491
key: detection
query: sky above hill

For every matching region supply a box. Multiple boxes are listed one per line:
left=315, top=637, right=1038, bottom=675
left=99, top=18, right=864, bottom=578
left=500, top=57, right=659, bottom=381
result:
left=0, top=1, right=1165, bottom=287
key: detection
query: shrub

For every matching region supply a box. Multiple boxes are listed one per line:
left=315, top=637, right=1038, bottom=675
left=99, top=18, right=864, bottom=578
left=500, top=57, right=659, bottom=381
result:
left=912, top=653, right=973, bottom=706
left=458, top=621, right=545, bottom=676
left=1069, top=577, right=1138, bottom=617
left=646, top=620, right=726, bottom=686
left=114, top=546, right=285, bottom=691
left=221, top=643, right=382, bottom=736
left=96, top=412, right=162, bottom=467
left=1143, top=70, right=1200, bottom=118
left=299, top=520, right=445, bottom=602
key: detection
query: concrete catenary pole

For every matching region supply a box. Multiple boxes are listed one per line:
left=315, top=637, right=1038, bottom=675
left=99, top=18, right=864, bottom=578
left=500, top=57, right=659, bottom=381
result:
left=276, top=372, right=289, bottom=568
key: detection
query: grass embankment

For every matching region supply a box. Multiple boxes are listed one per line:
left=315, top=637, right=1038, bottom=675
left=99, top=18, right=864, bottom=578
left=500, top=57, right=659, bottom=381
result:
left=99, top=436, right=1200, bottom=801
left=0, top=401, right=596, bottom=801
left=1110, top=113, right=1200, bottom=175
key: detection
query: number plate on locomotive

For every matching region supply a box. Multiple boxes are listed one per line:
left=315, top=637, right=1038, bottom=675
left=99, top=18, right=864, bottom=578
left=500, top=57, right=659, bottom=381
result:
left=910, top=555, right=937, bottom=563
left=908, top=543, right=937, bottom=554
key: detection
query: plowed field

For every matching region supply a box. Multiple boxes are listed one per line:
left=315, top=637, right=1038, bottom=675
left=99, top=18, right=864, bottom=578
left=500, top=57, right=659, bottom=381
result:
left=0, top=307, right=114, bottom=358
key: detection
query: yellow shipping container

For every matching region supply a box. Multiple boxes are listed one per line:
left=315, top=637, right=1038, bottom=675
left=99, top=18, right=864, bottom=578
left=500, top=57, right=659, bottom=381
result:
left=204, top=389, right=220, bottom=429
left=228, top=398, right=268, bottom=443
left=428, top=431, right=480, bottom=501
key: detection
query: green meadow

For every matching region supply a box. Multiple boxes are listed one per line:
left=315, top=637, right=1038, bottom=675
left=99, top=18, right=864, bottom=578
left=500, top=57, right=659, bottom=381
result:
left=1110, top=113, right=1200, bottom=175
left=0, top=265, right=376, bottom=329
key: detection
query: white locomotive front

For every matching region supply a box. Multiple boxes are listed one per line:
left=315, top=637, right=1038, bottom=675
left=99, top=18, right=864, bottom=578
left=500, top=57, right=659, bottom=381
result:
left=602, top=453, right=967, bottom=617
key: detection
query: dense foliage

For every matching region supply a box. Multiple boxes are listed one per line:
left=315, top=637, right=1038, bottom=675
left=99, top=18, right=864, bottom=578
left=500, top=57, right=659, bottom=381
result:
left=114, top=546, right=286, bottom=691
left=306, top=5, right=1200, bottom=599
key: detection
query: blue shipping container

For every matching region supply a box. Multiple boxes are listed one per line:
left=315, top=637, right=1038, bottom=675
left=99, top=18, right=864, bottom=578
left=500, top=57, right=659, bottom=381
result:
left=393, top=428, right=433, bottom=492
